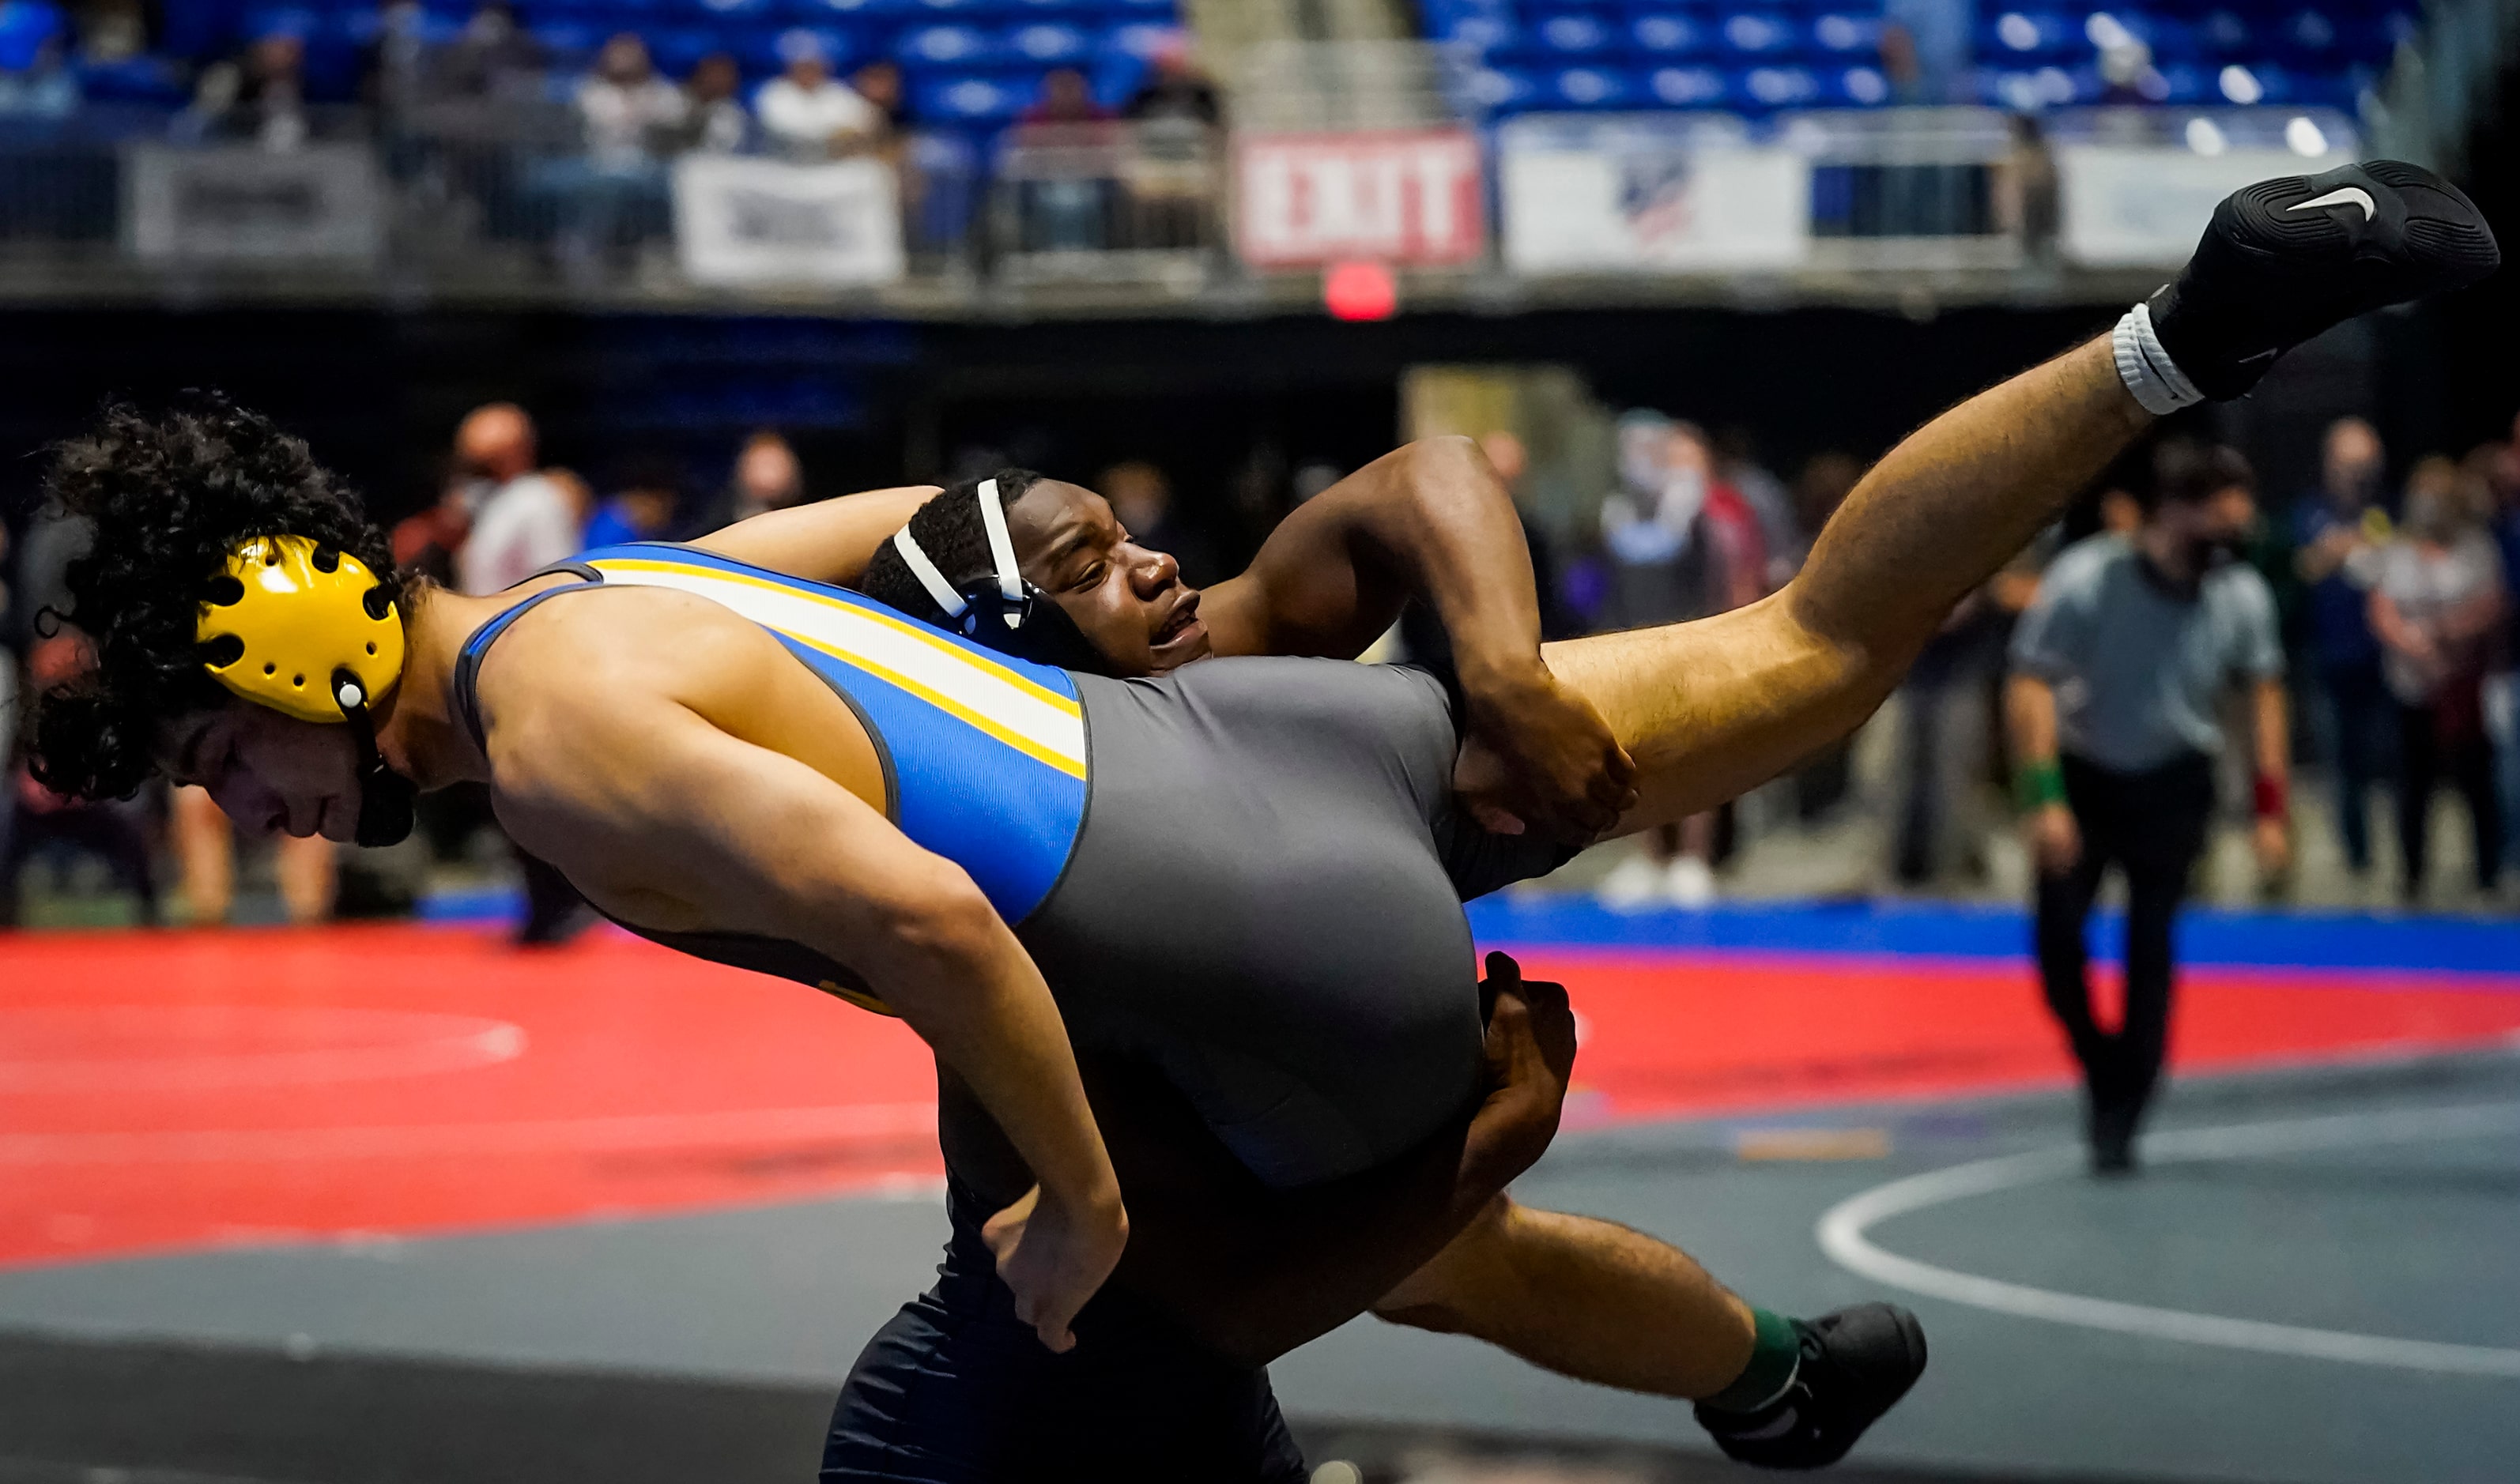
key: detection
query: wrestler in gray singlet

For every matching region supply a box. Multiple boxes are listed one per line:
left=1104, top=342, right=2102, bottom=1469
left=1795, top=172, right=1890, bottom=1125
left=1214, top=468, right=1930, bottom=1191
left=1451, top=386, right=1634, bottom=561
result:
left=455, top=593, right=1566, bottom=1196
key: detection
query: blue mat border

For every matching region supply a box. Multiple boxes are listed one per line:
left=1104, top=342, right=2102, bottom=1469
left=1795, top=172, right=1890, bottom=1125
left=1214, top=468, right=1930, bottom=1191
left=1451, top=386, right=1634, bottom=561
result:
left=420, top=887, right=2517, bottom=977
left=1466, top=896, right=2520, bottom=976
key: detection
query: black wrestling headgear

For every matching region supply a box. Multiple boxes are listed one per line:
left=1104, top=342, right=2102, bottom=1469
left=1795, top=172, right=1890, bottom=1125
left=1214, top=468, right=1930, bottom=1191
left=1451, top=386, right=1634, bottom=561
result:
left=889, top=476, right=1106, bottom=672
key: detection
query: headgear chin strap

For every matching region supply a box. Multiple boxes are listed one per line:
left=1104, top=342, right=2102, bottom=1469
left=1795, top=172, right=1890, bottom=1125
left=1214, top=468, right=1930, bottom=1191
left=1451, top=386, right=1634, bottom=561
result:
left=198, top=535, right=417, bottom=848
left=331, top=669, right=419, bottom=849
left=892, top=478, right=1107, bottom=672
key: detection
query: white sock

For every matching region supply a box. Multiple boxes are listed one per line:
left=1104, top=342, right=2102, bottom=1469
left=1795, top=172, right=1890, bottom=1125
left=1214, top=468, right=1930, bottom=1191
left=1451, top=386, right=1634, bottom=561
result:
left=2111, top=301, right=2206, bottom=416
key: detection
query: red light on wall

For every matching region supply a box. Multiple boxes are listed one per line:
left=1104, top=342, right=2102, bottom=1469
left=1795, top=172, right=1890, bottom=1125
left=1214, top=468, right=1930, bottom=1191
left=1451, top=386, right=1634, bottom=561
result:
left=1323, top=260, right=1398, bottom=322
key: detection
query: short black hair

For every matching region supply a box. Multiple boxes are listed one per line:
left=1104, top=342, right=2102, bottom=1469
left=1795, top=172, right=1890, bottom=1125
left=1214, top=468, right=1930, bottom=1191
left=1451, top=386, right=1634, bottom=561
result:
left=2145, top=439, right=2254, bottom=513
left=27, top=397, right=406, bottom=801
left=854, top=468, right=1045, bottom=627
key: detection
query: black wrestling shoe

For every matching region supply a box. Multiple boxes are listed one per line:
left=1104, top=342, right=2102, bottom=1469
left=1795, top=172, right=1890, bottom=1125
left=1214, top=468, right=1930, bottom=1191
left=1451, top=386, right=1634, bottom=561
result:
left=2148, top=160, right=2499, bottom=401
left=1693, top=1304, right=1928, bottom=1471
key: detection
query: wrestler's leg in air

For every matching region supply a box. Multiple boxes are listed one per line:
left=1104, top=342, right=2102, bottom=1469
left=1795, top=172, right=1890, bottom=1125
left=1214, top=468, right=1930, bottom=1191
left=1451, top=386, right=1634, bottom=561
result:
left=1401, top=161, right=2498, bottom=1470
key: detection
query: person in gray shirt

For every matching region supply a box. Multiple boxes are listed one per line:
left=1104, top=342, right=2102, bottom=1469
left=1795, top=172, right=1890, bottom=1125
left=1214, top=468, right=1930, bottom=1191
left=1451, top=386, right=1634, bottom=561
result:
left=2007, top=442, right=2291, bottom=1172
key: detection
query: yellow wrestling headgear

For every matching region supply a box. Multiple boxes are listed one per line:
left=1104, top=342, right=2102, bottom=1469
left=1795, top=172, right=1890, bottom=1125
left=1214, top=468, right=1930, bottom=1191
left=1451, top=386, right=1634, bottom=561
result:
left=197, top=536, right=406, bottom=724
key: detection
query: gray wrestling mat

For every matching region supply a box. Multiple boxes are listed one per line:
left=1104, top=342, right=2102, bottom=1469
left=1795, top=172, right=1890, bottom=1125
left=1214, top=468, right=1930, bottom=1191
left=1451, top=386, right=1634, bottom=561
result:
left=2, top=1051, right=2514, bottom=1484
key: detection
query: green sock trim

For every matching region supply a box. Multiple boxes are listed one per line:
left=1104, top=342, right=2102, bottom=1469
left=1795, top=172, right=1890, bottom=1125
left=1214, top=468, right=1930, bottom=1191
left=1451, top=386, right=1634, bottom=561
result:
left=1702, top=1308, right=1801, bottom=1413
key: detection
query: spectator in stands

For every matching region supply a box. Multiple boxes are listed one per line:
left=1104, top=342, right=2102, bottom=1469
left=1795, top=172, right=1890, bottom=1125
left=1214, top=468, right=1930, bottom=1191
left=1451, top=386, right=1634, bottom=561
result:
left=1100, top=460, right=1220, bottom=588
left=689, top=429, right=806, bottom=536
left=1880, top=0, right=1971, bottom=104
left=391, top=464, right=473, bottom=593
left=0, top=15, right=79, bottom=119
left=1599, top=411, right=1695, bottom=631
left=2292, top=416, right=2393, bottom=877
left=436, top=0, right=542, bottom=106
left=852, top=62, right=907, bottom=135
left=1597, top=420, right=1761, bottom=910
left=2, top=628, right=158, bottom=929
left=2371, top=456, right=2507, bottom=900
left=578, top=32, right=684, bottom=167
left=1892, top=584, right=2013, bottom=887
left=681, top=51, right=752, bottom=156
left=1021, top=67, right=1114, bottom=127
left=451, top=402, right=593, bottom=944
left=2010, top=442, right=2289, bottom=1173
left=758, top=32, right=884, bottom=161
left=583, top=454, right=684, bottom=548
left=2490, top=416, right=2520, bottom=866
left=1715, top=427, right=1799, bottom=592
left=552, top=32, right=682, bottom=267
left=1123, top=36, right=1222, bottom=126
left=0, top=519, right=15, bottom=774
left=455, top=403, right=579, bottom=601
left=191, top=29, right=309, bottom=152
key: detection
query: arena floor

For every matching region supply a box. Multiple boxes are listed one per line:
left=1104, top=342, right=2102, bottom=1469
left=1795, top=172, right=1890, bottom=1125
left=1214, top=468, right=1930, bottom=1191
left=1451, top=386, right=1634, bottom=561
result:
left=2, top=899, right=2515, bottom=1484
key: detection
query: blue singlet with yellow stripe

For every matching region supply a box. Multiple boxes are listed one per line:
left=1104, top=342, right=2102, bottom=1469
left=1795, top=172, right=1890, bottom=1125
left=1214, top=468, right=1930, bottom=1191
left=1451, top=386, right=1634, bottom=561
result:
left=514, top=543, right=1089, bottom=925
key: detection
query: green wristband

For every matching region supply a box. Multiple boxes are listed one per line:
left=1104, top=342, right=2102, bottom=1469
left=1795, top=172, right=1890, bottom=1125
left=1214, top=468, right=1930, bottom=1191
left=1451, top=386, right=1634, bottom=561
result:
left=2014, top=759, right=2065, bottom=813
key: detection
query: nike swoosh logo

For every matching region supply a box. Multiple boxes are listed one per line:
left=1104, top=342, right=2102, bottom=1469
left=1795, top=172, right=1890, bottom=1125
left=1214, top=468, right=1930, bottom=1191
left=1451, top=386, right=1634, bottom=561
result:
left=2290, top=186, right=2375, bottom=220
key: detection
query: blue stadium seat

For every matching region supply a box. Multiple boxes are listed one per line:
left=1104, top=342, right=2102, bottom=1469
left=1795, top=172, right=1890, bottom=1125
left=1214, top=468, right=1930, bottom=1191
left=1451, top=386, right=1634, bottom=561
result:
left=1716, top=12, right=1800, bottom=60
left=644, top=25, right=724, bottom=73
left=0, top=0, right=64, bottom=73
left=681, top=0, right=775, bottom=18
left=2210, top=58, right=2289, bottom=102
left=1642, top=63, right=1731, bottom=107
left=1979, top=9, right=2081, bottom=60
left=1544, top=63, right=1634, bottom=106
left=2273, top=7, right=2348, bottom=63
left=897, top=22, right=997, bottom=65
left=1736, top=63, right=1820, bottom=107
left=2194, top=9, right=2254, bottom=58
left=1531, top=11, right=1616, bottom=56
left=73, top=54, right=191, bottom=104
left=1099, top=21, right=1178, bottom=60
left=904, top=0, right=991, bottom=15
left=1461, top=63, right=1541, bottom=113
left=911, top=70, right=1025, bottom=121
left=527, top=20, right=602, bottom=66
left=1005, top=21, right=1090, bottom=64
left=1979, top=63, right=2088, bottom=108
left=1807, top=11, right=1881, bottom=56
left=1628, top=13, right=1712, bottom=58
left=787, top=0, right=907, bottom=21
left=1432, top=13, right=1515, bottom=53
left=1830, top=62, right=1890, bottom=104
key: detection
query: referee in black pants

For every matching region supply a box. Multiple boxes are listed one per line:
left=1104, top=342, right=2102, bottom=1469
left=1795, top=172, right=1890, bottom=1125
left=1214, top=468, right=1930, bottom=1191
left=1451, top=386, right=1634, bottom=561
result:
left=2007, top=444, right=2292, bottom=1172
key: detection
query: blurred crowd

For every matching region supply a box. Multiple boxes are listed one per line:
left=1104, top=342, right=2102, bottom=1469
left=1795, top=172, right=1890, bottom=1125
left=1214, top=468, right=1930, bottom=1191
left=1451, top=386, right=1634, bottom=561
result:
left=5, top=397, right=2517, bottom=933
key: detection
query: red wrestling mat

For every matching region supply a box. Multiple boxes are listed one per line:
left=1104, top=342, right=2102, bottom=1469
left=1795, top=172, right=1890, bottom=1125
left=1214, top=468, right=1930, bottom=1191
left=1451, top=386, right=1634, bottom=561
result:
left=4, top=923, right=2518, bottom=1269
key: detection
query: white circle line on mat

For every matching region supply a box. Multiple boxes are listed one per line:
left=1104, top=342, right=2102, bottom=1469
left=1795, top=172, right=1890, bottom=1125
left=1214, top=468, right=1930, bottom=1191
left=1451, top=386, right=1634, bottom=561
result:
left=1816, top=1100, right=2520, bottom=1377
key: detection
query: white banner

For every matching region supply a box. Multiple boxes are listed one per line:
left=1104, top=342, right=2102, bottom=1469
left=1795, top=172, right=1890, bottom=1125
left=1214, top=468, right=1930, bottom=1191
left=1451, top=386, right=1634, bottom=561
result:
left=672, top=156, right=904, bottom=288
left=123, top=144, right=383, bottom=262
left=1500, top=119, right=1809, bottom=272
left=1234, top=128, right=1485, bottom=268
left=2057, top=144, right=2352, bottom=266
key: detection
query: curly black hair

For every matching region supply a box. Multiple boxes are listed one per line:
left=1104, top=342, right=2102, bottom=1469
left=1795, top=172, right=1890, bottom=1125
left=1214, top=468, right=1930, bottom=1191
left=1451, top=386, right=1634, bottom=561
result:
left=27, top=397, right=406, bottom=801
left=854, top=468, right=1045, bottom=627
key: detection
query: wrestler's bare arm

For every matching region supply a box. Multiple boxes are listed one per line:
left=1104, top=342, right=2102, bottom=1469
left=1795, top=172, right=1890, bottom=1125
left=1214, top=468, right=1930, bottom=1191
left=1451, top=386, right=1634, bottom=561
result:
left=1532, top=335, right=2154, bottom=833
left=1202, top=435, right=1636, bottom=836
left=472, top=597, right=1123, bottom=1351
left=685, top=484, right=940, bottom=581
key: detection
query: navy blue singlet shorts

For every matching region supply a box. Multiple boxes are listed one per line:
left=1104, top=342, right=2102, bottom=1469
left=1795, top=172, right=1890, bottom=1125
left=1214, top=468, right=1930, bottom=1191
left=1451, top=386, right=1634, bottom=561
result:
left=822, top=1181, right=1309, bottom=1484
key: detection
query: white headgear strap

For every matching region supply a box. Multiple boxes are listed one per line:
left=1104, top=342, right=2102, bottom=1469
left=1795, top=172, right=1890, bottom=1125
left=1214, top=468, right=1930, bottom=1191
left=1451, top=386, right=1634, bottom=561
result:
left=891, top=525, right=968, bottom=621
left=975, top=476, right=1025, bottom=625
